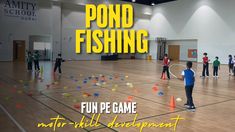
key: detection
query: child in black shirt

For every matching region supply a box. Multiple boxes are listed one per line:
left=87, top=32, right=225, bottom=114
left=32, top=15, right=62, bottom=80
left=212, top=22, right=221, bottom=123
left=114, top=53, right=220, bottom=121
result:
left=27, top=51, right=33, bottom=71
left=54, top=54, right=63, bottom=74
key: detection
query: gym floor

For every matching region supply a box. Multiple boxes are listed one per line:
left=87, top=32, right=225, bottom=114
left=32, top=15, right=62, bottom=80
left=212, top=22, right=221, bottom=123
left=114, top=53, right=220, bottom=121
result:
left=0, top=60, right=235, bottom=132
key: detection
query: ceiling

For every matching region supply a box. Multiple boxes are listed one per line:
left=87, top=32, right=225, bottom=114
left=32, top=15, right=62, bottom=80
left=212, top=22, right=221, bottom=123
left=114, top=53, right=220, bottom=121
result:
left=121, top=0, right=177, bottom=6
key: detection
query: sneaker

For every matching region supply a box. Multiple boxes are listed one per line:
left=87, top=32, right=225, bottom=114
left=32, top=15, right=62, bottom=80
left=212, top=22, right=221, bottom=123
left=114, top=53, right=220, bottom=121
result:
left=184, top=104, right=190, bottom=108
left=187, top=106, right=196, bottom=112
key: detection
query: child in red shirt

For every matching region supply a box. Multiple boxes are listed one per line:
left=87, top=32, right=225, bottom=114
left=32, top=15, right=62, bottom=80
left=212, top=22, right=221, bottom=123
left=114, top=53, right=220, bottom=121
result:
left=202, top=53, right=210, bottom=77
left=161, top=54, right=170, bottom=80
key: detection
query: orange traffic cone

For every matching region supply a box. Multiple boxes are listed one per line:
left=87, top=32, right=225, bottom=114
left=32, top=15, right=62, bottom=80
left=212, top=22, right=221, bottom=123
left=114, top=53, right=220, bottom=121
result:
left=170, top=96, right=176, bottom=108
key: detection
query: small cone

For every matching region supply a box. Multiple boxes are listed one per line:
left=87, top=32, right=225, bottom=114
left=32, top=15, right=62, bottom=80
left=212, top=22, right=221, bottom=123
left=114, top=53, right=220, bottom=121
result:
left=170, top=96, right=176, bottom=108
left=152, top=86, right=158, bottom=92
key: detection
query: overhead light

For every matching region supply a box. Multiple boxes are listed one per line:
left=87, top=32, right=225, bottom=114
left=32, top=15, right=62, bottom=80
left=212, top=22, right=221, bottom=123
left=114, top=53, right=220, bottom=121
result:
left=104, top=0, right=109, bottom=4
left=132, top=0, right=136, bottom=2
left=151, top=2, right=155, bottom=6
left=77, top=2, right=86, bottom=6
left=144, top=12, right=152, bottom=15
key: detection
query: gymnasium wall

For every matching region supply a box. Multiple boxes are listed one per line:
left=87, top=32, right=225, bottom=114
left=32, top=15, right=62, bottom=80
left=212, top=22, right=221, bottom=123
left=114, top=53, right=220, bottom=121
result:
left=0, top=0, right=55, bottom=61
left=2, top=0, right=234, bottom=63
left=0, top=0, right=151, bottom=61
left=166, top=40, right=197, bottom=62
left=61, top=1, right=151, bottom=60
left=150, top=0, right=235, bottom=64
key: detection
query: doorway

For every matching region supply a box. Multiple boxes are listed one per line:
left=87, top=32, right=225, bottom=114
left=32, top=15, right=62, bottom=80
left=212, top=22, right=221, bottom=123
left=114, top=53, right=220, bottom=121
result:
left=166, top=39, right=198, bottom=62
left=168, top=45, right=180, bottom=61
left=13, top=40, right=26, bottom=61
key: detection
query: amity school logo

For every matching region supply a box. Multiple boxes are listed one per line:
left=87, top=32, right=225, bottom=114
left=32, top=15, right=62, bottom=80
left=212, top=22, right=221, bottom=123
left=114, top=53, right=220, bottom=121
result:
left=2, top=0, right=37, bottom=21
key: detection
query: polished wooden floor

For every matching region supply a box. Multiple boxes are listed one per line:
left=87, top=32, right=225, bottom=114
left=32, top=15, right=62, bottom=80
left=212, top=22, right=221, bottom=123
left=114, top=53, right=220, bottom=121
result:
left=0, top=60, right=235, bottom=132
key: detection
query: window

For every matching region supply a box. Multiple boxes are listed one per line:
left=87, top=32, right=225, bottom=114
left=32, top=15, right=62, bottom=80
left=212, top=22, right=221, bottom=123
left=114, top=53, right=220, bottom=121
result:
left=33, top=42, right=51, bottom=50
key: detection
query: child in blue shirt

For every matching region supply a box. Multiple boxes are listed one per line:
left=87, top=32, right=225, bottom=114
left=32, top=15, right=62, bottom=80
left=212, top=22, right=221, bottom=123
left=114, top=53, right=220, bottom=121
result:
left=181, top=61, right=196, bottom=111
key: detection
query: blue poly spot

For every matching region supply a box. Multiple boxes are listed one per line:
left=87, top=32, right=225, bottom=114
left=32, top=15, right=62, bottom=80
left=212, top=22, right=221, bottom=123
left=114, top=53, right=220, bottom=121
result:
left=94, top=93, right=99, bottom=97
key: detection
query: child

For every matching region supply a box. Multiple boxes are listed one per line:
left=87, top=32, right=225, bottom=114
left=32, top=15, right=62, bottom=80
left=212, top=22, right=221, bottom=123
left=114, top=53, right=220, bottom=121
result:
left=27, top=51, right=33, bottom=71
left=33, top=50, right=40, bottom=71
left=54, top=54, right=63, bottom=74
left=228, top=55, right=233, bottom=75
left=181, top=61, right=196, bottom=111
left=213, top=56, right=220, bottom=78
left=201, top=52, right=210, bottom=77
left=233, top=56, right=235, bottom=76
left=161, top=54, right=170, bottom=80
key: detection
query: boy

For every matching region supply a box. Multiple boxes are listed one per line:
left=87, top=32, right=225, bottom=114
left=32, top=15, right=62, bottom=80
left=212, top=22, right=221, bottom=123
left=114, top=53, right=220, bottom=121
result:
left=27, top=51, right=33, bottom=71
left=228, top=55, right=233, bottom=75
left=34, top=50, right=40, bottom=71
left=181, top=61, right=196, bottom=111
left=233, top=56, right=235, bottom=76
left=202, top=52, right=210, bottom=77
left=213, top=56, right=220, bottom=78
left=161, top=54, right=170, bottom=80
left=54, top=54, right=63, bottom=74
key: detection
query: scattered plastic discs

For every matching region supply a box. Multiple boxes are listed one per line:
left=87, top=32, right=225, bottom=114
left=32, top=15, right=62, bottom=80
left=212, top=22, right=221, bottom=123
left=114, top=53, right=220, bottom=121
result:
left=112, top=88, right=116, bottom=92
left=158, top=91, right=164, bottom=96
left=176, top=98, right=182, bottom=102
left=77, top=86, right=81, bottom=90
left=96, top=83, right=101, bottom=86
left=127, top=96, right=133, bottom=102
left=16, top=103, right=24, bottom=109
left=62, top=93, right=71, bottom=97
left=94, top=93, right=100, bottom=97
left=129, top=84, right=134, bottom=88
left=74, top=104, right=81, bottom=109
left=72, top=99, right=78, bottom=103
left=83, top=93, right=91, bottom=98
